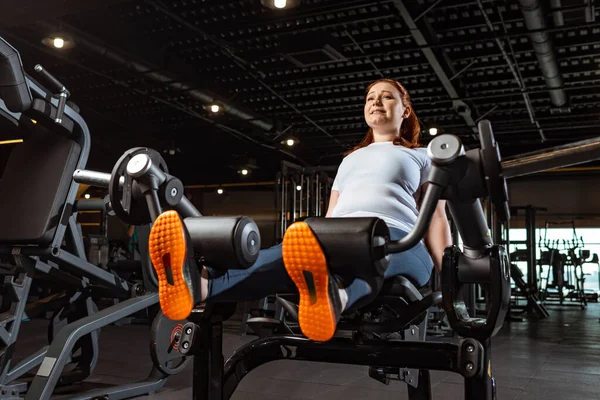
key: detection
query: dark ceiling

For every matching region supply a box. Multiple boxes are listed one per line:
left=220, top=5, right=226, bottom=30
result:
left=0, top=0, right=599, bottom=185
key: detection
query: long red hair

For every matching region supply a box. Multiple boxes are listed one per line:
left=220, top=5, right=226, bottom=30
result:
left=346, top=79, right=421, bottom=156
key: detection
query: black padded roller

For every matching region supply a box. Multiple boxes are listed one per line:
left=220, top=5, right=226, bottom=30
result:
left=303, top=217, right=391, bottom=280
left=184, top=216, right=260, bottom=270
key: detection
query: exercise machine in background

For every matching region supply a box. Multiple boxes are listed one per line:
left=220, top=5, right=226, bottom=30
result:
left=499, top=206, right=550, bottom=320
left=538, top=221, right=597, bottom=308
left=0, top=36, right=188, bottom=399
left=275, top=161, right=335, bottom=243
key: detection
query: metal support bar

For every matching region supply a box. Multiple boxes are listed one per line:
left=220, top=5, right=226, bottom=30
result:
left=49, top=249, right=130, bottom=293
left=25, top=294, right=160, bottom=400
left=414, top=0, right=444, bottom=22
left=5, top=347, right=47, bottom=383
left=475, top=105, right=499, bottom=123
left=223, top=336, right=462, bottom=400
left=501, top=136, right=600, bottom=179
left=449, top=59, right=477, bottom=81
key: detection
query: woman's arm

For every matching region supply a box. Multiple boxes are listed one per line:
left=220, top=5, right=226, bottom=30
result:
left=325, top=190, right=340, bottom=218
left=416, top=183, right=453, bottom=273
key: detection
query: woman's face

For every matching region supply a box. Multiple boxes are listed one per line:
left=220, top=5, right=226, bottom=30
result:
left=364, top=81, right=407, bottom=133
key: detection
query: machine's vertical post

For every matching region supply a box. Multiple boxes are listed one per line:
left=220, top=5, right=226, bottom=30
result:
left=525, top=206, right=537, bottom=295
left=305, top=175, right=311, bottom=217
left=281, top=171, right=288, bottom=237
left=448, top=205, right=477, bottom=316
left=464, top=339, right=494, bottom=400
left=193, top=315, right=224, bottom=400
left=315, top=173, right=320, bottom=216
left=291, top=176, right=297, bottom=224
left=407, top=369, right=432, bottom=400
left=298, top=175, right=303, bottom=220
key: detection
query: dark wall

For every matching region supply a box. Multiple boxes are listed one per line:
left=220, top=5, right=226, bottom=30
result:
left=508, top=174, right=600, bottom=228
left=197, top=189, right=279, bottom=248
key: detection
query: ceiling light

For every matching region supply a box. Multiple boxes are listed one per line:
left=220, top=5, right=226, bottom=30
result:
left=210, top=104, right=220, bottom=113
left=429, top=127, right=438, bottom=136
left=296, top=185, right=302, bottom=191
left=280, top=136, right=299, bottom=147
left=217, top=188, right=224, bottom=195
left=84, top=193, right=91, bottom=199
left=240, top=169, right=249, bottom=176
left=42, top=34, right=75, bottom=50
left=261, top=0, right=300, bottom=10
left=53, top=38, right=64, bottom=48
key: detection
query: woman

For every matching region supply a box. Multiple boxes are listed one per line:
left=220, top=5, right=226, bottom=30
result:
left=148, top=79, right=453, bottom=342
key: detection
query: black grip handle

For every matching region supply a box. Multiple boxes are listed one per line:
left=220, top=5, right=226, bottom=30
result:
left=34, top=64, right=66, bottom=94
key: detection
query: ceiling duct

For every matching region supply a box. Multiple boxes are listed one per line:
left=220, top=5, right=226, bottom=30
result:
left=518, top=0, right=569, bottom=109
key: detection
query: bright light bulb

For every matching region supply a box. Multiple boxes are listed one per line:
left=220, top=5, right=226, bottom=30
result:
left=241, top=169, right=249, bottom=176
left=217, top=188, right=224, bottom=195
left=210, top=104, right=220, bottom=113
left=53, top=38, right=65, bottom=48
left=84, top=194, right=91, bottom=199
left=274, top=0, right=287, bottom=8
left=286, top=139, right=295, bottom=147
left=296, top=185, right=302, bottom=191
left=429, top=127, right=438, bottom=136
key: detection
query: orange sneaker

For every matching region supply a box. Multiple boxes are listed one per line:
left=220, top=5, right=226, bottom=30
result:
left=149, top=210, right=200, bottom=320
left=282, top=222, right=342, bottom=342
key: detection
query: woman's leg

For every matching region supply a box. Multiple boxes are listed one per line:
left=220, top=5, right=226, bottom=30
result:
left=203, top=242, right=297, bottom=302
left=149, top=210, right=296, bottom=320
left=342, top=227, right=434, bottom=311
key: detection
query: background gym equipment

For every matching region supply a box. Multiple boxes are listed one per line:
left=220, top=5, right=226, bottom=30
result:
left=538, top=221, right=590, bottom=308
left=499, top=205, right=550, bottom=320
left=74, top=119, right=512, bottom=400
left=0, top=36, right=188, bottom=399
left=275, top=161, right=335, bottom=243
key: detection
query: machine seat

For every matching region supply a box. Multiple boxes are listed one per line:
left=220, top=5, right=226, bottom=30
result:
left=379, top=275, right=425, bottom=303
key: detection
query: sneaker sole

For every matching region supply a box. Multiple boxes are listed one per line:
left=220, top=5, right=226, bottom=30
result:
left=149, top=210, right=193, bottom=321
left=282, top=222, right=336, bottom=342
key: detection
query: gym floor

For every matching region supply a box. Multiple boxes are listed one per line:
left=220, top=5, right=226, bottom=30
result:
left=16, top=303, right=600, bottom=400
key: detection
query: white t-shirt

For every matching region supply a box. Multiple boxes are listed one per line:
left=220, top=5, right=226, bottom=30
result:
left=330, top=142, right=432, bottom=233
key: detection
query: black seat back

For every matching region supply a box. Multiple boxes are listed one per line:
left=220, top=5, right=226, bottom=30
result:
left=0, top=122, right=81, bottom=245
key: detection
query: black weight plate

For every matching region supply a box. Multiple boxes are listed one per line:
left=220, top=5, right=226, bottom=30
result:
left=478, top=120, right=510, bottom=222
left=109, top=148, right=169, bottom=225
left=150, top=310, right=190, bottom=375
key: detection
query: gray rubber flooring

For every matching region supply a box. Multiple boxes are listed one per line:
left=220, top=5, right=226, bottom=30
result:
left=14, top=302, right=600, bottom=399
